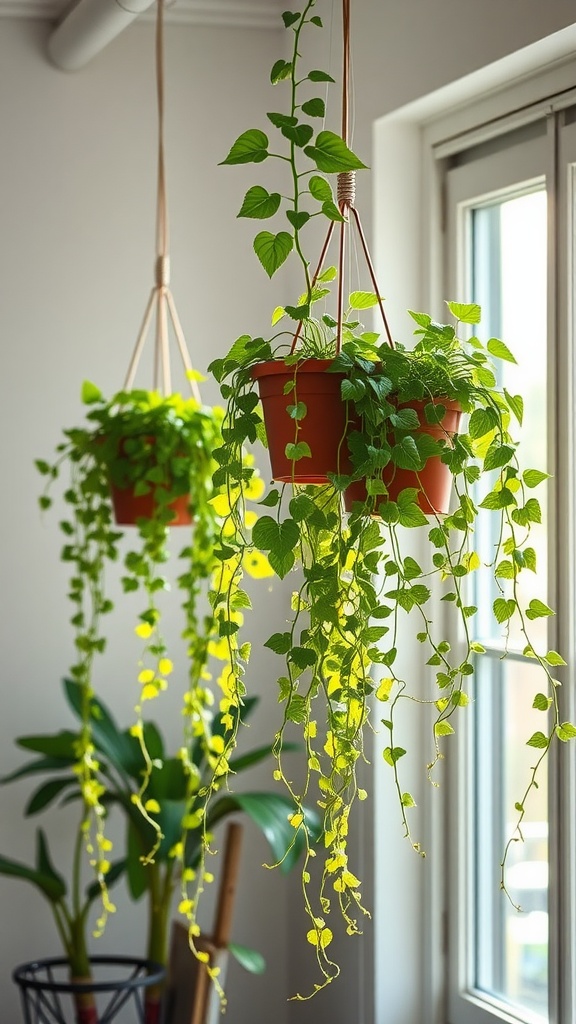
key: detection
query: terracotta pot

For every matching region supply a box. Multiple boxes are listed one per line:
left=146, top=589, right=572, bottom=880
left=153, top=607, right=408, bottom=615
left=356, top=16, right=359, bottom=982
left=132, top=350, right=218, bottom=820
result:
left=107, top=436, right=192, bottom=526
left=252, top=359, right=351, bottom=484
left=110, top=483, right=191, bottom=526
left=345, top=399, right=462, bottom=516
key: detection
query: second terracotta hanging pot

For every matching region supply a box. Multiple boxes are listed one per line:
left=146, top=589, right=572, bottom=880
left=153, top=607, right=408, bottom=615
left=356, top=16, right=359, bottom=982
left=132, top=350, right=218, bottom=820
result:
left=252, top=359, right=351, bottom=484
left=107, top=435, right=192, bottom=527
left=345, top=398, right=462, bottom=516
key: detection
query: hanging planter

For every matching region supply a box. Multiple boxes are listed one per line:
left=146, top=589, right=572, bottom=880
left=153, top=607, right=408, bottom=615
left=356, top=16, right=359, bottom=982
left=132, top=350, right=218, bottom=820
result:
left=344, top=397, right=462, bottom=515
left=208, top=0, right=576, bottom=1000
left=252, top=359, right=350, bottom=483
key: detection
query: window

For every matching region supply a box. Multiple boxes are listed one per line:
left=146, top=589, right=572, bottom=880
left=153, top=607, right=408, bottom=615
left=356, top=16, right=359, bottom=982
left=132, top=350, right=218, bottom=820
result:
left=441, top=102, right=576, bottom=1024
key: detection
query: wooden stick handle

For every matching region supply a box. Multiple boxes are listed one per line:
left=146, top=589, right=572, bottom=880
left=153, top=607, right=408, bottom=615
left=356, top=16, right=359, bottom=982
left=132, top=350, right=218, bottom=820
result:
left=213, top=823, right=243, bottom=949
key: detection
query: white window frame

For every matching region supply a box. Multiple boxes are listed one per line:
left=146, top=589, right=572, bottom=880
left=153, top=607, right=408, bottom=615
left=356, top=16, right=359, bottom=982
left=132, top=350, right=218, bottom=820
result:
left=371, top=27, right=576, bottom=1024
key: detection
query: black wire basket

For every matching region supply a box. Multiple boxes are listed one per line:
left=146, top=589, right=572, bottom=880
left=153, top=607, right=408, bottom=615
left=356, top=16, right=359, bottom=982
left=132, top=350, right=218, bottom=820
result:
left=13, top=956, right=166, bottom=1024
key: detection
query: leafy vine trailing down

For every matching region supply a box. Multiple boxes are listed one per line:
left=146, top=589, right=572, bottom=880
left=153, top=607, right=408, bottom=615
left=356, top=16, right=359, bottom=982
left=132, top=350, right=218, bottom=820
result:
left=37, top=383, right=272, bottom=957
left=210, top=0, right=576, bottom=998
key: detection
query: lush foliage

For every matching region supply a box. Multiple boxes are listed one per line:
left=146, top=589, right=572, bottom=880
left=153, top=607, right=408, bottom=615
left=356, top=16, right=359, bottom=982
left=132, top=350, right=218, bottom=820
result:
left=36, top=383, right=271, bottom=951
left=208, top=290, right=576, bottom=990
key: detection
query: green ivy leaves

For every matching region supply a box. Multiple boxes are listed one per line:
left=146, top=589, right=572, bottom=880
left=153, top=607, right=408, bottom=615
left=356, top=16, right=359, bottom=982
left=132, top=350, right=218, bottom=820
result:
left=238, top=187, right=281, bottom=219
left=253, top=232, right=293, bottom=277
left=304, top=131, right=367, bottom=173
left=220, top=129, right=269, bottom=165
left=252, top=516, right=299, bottom=578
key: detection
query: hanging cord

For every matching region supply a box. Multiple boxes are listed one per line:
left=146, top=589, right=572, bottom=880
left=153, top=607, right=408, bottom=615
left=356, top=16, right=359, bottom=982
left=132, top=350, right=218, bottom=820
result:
left=290, top=0, right=393, bottom=354
left=123, top=0, right=201, bottom=401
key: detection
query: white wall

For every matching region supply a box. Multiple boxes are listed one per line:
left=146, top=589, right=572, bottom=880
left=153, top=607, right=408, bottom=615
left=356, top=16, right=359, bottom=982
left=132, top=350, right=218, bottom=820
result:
left=1, top=3, right=575, bottom=1024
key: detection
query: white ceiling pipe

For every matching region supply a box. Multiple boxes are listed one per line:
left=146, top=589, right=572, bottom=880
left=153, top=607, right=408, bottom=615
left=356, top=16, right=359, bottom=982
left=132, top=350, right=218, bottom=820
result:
left=48, top=0, right=157, bottom=71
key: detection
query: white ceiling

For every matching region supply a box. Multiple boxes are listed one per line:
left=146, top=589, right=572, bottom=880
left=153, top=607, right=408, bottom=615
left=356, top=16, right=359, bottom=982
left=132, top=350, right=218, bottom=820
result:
left=2, top=0, right=285, bottom=29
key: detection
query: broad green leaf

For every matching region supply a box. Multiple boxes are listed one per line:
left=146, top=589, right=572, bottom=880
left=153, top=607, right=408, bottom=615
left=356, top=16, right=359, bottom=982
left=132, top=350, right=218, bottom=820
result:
left=26, top=779, right=76, bottom=816
left=286, top=211, right=310, bottom=230
left=493, top=598, right=516, bottom=623
left=318, top=266, right=338, bottom=282
left=264, top=632, right=292, bottom=655
left=479, top=488, right=516, bottom=510
left=17, top=731, right=77, bottom=760
left=290, top=647, right=317, bottom=670
left=390, top=408, right=420, bottom=430
left=408, top=310, right=431, bottom=328
left=434, top=721, right=455, bottom=737
left=285, top=441, right=312, bottom=461
left=81, top=380, right=102, bottom=404
left=349, top=291, right=382, bottom=310
left=287, top=401, right=307, bottom=420
left=483, top=442, right=515, bottom=471
left=238, top=186, right=281, bottom=220
left=253, top=231, right=293, bottom=277
left=403, top=556, right=423, bottom=581
left=556, top=721, right=576, bottom=741
left=525, top=599, right=555, bottom=620
left=512, top=498, right=542, bottom=526
left=281, top=11, right=299, bottom=27
left=401, top=792, right=416, bottom=808
left=392, top=436, right=422, bottom=471
left=383, top=746, right=406, bottom=766
left=282, top=301, right=309, bottom=317
left=0, top=850, right=65, bottom=902
left=527, top=731, right=549, bottom=749
left=304, top=131, right=367, bottom=173
left=447, top=301, right=481, bottom=324
left=301, top=97, right=325, bottom=118
left=252, top=516, right=299, bottom=555
left=533, top=693, right=552, bottom=711
left=396, top=489, right=428, bottom=528
left=220, top=129, right=269, bottom=165
left=523, top=469, right=550, bottom=488
left=309, top=175, right=333, bottom=202
left=308, top=69, right=335, bottom=83
left=286, top=694, right=308, bottom=723
left=487, top=337, right=517, bottom=363
left=229, top=943, right=266, bottom=975
left=322, top=200, right=345, bottom=222
left=35, top=832, right=64, bottom=894
left=468, top=407, right=498, bottom=439
left=310, top=15, right=322, bottom=26
left=271, top=60, right=292, bottom=84
left=281, top=122, right=314, bottom=148
left=543, top=650, right=566, bottom=666
left=267, top=112, right=298, bottom=129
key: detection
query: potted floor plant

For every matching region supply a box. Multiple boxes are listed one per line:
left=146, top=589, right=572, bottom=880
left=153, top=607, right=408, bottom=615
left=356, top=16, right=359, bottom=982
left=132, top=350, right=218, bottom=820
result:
left=1, top=680, right=316, bottom=1023
left=0, top=814, right=159, bottom=1024
left=206, top=0, right=576, bottom=996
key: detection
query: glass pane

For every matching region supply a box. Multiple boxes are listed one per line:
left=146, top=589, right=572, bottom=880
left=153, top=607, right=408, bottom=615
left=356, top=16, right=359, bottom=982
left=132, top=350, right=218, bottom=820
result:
left=470, top=189, right=549, bottom=1018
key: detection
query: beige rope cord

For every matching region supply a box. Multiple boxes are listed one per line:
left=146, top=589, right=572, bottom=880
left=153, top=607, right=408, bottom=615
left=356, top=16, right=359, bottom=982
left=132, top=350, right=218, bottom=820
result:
left=290, top=0, right=393, bottom=354
left=123, top=0, right=201, bottom=401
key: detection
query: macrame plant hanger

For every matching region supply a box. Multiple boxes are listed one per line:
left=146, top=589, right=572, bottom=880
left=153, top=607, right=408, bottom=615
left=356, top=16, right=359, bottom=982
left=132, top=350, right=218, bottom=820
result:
left=290, top=0, right=395, bottom=355
left=123, top=0, right=201, bottom=402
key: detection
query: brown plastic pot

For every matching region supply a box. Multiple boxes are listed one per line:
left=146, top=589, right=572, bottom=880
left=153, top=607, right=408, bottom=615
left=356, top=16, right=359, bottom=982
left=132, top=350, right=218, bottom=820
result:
left=252, top=359, right=351, bottom=484
left=345, top=399, right=462, bottom=516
